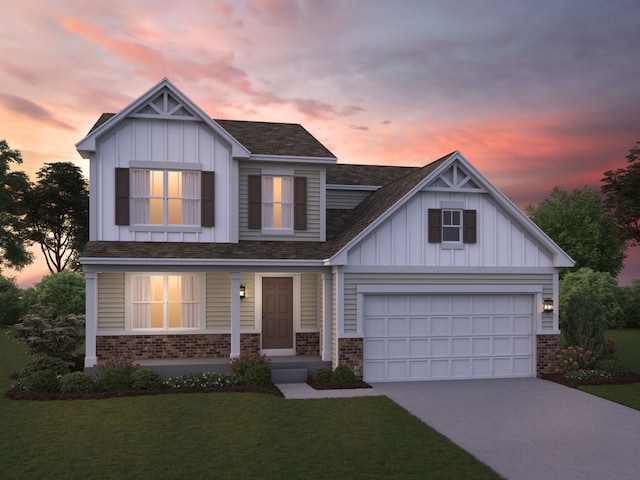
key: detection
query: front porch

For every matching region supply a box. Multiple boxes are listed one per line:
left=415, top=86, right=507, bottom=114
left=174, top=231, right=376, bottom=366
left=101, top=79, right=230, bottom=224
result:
left=135, top=355, right=332, bottom=382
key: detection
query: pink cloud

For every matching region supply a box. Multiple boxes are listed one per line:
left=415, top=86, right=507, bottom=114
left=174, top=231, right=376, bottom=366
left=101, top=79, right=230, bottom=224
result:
left=0, top=93, right=76, bottom=131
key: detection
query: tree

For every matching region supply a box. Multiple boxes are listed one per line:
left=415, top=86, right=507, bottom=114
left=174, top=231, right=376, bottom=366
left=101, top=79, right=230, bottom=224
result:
left=36, top=270, right=85, bottom=318
left=525, top=186, right=626, bottom=277
left=620, top=280, right=640, bottom=328
left=0, top=140, right=31, bottom=271
left=24, top=162, right=89, bottom=273
left=0, top=275, right=27, bottom=326
left=602, top=141, right=640, bottom=245
left=562, top=291, right=606, bottom=357
left=559, top=268, right=626, bottom=329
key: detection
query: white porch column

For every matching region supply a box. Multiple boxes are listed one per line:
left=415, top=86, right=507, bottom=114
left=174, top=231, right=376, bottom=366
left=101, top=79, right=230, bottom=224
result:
left=230, top=272, right=241, bottom=358
left=84, top=272, right=98, bottom=368
left=322, top=272, right=333, bottom=361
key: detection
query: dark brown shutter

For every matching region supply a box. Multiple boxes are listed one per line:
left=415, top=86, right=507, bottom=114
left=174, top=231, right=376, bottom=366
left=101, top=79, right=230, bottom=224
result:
left=248, top=175, right=261, bottom=229
left=115, top=168, right=130, bottom=226
left=201, top=171, right=215, bottom=227
left=463, top=209, right=477, bottom=244
left=294, top=176, right=307, bottom=231
left=428, top=209, right=441, bottom=243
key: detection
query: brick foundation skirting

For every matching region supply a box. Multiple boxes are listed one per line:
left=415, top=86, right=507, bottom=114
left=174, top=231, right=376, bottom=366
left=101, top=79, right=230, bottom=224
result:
left=96, top=334, right=232, bottom=360
left=240, top=333, right=261, bottom=355
left=296, top=332, right=320, bottom=356
left=536, top=334, right=560, bottom=376
left=337, top=338, right=363, bottom=379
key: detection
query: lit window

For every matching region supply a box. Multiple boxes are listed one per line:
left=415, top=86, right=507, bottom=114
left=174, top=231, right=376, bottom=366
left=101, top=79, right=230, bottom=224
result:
left=131, top=169, right=199, bottom=225
left=131, top=274, right=200, bottom=330
left=442, top=209, right=462, bottom=242
left=262, top=176, right=293, bottom=230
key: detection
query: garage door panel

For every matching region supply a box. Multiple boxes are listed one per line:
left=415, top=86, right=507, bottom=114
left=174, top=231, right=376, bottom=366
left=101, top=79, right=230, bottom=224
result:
left=363, top=294, right=534, bottom=382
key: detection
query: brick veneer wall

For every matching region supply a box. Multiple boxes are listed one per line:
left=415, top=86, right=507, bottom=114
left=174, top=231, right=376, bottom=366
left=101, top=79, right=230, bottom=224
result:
left=96, top=334, right=232, bottom=360
left=338, top=338, right=363, bottom=379
left=240, top=333, right=261, bottom=355
left=296, top=332, right=320, bottom=356
left=537, top=334, right=560, bottom=376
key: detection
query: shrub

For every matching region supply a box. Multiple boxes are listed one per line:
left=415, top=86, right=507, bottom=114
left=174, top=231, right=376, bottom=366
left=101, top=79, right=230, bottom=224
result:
left=60, top=372, right=96, bottom=393
left=230, top=352, right=270, bottom=379
left=25, top=370, right=60, bottom=393
left=331, top=365, right=356, bottom=384
left=595, top=358, right=627, bottom=377
left=562, top=291, right=606, bottom=357
left=6, top=306, right=84, bottom=362
left=35, top=270, right=86, bottom=318
left=564, top=370, right=613, bottom=381
left=165, top=372, right=242, bottom=389
left=312, top=367, right=333, bottom=383
left=130, top=369, right=164, bottom=390
left=0, top=276, right=27, bottom=326
left=94, top=357, right=139, bottom=376
left=244, top=364, right=272, bottom=387
left=555, top=346, right=597, bottom=374
left=21, top=355, right=70, bottom=378
left=96, top=368, right=132, bottom=391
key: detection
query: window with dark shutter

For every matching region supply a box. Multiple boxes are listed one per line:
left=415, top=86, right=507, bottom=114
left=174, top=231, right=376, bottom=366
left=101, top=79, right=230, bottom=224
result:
left=294, top=176, right=307, bottom=231
left=115, top=168, right=130, bottom=225
left=248, top=175, right=262, bottom=229
left=428, top=209, right=442, bottom=243
left=463, top=209, right=477, bottom=244
left=201, top=171, right=215, bottom=227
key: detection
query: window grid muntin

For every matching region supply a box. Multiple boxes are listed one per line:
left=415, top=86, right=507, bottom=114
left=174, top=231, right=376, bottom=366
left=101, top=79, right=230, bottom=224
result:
left=262, top=175, right=293, bottom=229
left=442, top=209, right=462, bottom=242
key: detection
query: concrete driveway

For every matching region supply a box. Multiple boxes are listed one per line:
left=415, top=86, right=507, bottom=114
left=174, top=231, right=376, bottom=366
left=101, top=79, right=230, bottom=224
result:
left=372, top=378, right=640, bottom=480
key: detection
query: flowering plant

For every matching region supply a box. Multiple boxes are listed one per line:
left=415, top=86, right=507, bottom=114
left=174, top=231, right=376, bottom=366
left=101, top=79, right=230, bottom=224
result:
left=554, top=346, right=597, bottom=374
left=165, top=372, right=241, bottom=389
left=229, top=352, right=270, bottom=378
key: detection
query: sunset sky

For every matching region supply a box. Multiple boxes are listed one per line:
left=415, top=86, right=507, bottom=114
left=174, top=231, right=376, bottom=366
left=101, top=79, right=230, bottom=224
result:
left=2, top=0, right=640, bottom=287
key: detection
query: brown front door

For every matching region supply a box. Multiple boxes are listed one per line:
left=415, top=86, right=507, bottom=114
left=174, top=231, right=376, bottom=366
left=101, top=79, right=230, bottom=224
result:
left=262, top=277, right=294, bottom=350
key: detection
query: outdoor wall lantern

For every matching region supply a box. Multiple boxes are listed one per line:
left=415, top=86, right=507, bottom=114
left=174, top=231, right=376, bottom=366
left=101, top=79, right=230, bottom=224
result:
left=239, top=285, right=246, bottom=299
left=542, top=299, right=554, bottom=313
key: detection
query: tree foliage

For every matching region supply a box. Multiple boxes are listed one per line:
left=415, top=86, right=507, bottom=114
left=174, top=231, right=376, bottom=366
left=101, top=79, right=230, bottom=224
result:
left=36, top=270, right=85, bottom=319
left=620, top=280, right=640, bottom=328
left=602, top=141, right=640, bottom=245
left=0, top=140, right=31, bottom=271
left=526, top=186, right=626, bottom=277
left=559, top=268, right=626, bottom=329
left=0, top=275, right=28, bottom=326
left=23, top=162, right=88, bottom=273
left=562, top=291, right=606, bottom=358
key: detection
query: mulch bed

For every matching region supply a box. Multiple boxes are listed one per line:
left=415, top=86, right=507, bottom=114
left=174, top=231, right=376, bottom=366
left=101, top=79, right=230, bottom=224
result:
left=4, top=384, right=284, bottom=401
left=540, top=372, right=640, bottom=389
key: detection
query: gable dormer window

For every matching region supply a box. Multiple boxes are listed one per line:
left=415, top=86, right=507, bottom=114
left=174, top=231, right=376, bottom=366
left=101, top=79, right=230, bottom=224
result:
left=248, top=174, right=307, bottom=232
left=263, top=176, right=293, bottom=231
left=428, top=206, right=476, bottom=245
left=442, top=209, right=462, bottom=242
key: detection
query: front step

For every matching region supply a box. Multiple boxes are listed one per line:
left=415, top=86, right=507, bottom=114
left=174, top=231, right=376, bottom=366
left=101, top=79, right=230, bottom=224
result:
left=270, top=368, right=308, bottom=384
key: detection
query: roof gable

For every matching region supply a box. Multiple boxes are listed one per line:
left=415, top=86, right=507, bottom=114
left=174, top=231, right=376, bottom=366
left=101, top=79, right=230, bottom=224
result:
left=76, top=78, right=250, bottom=159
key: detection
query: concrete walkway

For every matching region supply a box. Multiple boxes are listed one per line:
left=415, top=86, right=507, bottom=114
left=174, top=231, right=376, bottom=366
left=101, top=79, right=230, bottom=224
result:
left=276, top=383, right=382, bottom=399
left=373, top=378, right=640, bottom=480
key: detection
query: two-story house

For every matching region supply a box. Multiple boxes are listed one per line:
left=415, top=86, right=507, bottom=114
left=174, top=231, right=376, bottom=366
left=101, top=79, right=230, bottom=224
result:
left=76, top=78, right=573, bottom=383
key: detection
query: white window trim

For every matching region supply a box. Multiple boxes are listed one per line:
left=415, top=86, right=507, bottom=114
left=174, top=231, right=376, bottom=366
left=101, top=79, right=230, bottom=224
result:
left=440, top=200, right=465, bottom=250
left=124, top=273, right=206, bottom=334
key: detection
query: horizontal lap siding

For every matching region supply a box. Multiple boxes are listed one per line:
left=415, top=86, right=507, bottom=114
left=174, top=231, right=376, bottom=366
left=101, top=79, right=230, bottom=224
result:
left=326, top=189, right=372, bottom=210
left=97, top=273, right=125, bottom=332
left=343, top=273, right=553, bottom=334
left=300, top=274, right=319, bottom=330
left=206, top=273, right=231, bottom=330
left=240, top=273, right=255, bottom=330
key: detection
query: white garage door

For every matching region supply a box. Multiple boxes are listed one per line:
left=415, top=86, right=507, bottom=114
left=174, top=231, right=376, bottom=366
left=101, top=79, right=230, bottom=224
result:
left=363, top=294, right=534, bottom=382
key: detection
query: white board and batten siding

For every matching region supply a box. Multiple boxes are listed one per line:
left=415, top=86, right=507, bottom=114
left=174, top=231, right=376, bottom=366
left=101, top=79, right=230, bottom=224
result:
left=347, top=191, right=555, bottom=268
left=91, top=117, right=234, bottom=243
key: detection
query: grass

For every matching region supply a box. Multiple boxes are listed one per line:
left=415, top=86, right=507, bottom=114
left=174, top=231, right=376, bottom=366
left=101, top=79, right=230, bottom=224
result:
left=0, top=330, right=501, bottom=480
left=579, top=329, right=640, bottom=410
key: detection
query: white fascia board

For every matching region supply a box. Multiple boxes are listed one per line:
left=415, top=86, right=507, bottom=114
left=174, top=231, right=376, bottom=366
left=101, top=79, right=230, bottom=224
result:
left=79, top=256, right=325, bottom=268
left=341, top=265, right=558, bottom=275
left=246, top=154, right=337, bottom=165
left=356, top=284, right=543, bottom=294
left=326, top=184, right=378, bottom=191
left=76, top=78, right=250, bottom=159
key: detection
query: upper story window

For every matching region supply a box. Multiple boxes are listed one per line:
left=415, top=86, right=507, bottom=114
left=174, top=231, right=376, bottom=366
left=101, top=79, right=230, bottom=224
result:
left=248, top=174, right=307, bottom=233
left=262, top=176, right=293, bottom=230
left=131, top=169, right=199, bottom=226
left=428, top=207, right=476, bottom=245
left=130, top=274, right=201, bottom=330
left=115, top=167, right=215, bottom=228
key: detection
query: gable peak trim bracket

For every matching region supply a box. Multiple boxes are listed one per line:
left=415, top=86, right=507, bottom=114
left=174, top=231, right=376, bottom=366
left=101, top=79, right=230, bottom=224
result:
left=427, top=162, right=483, bottom=192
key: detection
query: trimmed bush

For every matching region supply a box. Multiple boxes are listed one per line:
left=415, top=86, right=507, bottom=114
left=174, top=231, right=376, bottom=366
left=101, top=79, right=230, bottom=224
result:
left=60, top=371, right=96, bottom=393
left=595, top=358, right=627, bottom=377
left=331, top=365, right=356, bottom=384
left=21, top=355, right=70, bottom=378
left=230, top=352, right=270, bottom=379
left=244, top=364, right=272, bottom=387
left=312, top=367, right=332, bottom=383
left=129, top=369, right=163, bottom=390
left=562, top=291, right=606, bottom=357
left=96, top=368, right=132, bottom=391
left=25, top=370, right=60, bottom=394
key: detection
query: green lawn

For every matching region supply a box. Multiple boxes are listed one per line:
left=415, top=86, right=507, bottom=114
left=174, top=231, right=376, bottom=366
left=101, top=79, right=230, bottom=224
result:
left=579, top=329, right=640, bottom=410
left=0, top=331, right=500, bottom=480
